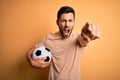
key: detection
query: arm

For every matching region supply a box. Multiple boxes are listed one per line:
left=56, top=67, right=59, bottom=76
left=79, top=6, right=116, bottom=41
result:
left=26, top=39, right=51, bottom=69
left=77, top=22, right=101, bottom=47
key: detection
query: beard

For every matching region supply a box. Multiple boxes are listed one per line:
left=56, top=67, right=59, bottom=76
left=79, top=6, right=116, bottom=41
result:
left=59, top=26, right=73, bottom=38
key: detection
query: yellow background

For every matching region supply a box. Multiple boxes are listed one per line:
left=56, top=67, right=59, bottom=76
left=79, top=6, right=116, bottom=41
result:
left=0, top=0, right=120, bottom=80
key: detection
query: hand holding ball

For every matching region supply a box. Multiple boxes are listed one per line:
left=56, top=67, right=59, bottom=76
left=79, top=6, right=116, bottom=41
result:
left=32, top=46, right=51, bottom=62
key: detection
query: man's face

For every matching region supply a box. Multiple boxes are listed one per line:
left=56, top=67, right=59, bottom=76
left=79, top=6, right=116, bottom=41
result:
left=57, top=13, right=75, bottom=38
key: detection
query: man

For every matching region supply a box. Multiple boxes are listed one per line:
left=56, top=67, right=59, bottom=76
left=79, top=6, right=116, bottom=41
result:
left=26, top=6, right=101, bottom=80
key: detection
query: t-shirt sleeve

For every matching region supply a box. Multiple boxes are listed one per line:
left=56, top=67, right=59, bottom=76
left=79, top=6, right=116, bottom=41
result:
left=35, top=37, right=47, bottom=48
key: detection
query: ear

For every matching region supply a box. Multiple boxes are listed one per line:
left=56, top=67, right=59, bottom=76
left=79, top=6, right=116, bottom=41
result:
left=56, top=20, right=59, bottom=26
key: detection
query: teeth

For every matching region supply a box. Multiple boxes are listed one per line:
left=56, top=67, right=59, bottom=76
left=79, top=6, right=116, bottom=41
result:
left=65, top=28, right=69, bottom=32
left=65, top=28, right=69, bottom=30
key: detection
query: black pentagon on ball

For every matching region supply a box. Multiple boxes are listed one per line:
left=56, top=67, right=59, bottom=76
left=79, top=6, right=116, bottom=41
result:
left=44, top=56, right=50, bottom=62
left=45, top=47, right=50, bottom=52
left=35, top=50, right=41, bottom=56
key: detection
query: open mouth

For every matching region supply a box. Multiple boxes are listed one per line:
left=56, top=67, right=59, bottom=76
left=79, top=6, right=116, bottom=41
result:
left=65, top=28, right=70, bottom=33
left=63, top=27, right=70, bottom=37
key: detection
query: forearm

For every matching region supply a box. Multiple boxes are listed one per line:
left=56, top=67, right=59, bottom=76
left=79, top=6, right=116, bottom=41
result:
left=26, top=47, right=41, bottom=68
left=26, top=43, right=41, bottom=62
left=26, top=47, right=35, bottom=64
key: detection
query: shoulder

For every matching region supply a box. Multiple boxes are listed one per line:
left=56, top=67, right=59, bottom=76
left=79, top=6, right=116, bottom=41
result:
left=46, top=32, right=63, bottom=40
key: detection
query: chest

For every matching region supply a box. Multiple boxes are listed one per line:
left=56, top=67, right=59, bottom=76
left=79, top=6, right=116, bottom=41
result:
left=46, top=37, right=77, bottom=55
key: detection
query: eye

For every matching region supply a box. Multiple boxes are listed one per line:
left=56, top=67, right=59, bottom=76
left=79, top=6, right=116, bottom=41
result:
left=61, top=19, right=66, bottom=23
left=69, top=19, right=73, bottom=22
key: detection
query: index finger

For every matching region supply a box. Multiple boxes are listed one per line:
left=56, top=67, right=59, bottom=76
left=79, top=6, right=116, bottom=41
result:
left=82, top=22, right=91, bottom=34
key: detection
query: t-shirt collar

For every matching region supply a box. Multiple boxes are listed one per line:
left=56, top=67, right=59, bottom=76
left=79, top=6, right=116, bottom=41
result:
left=47, top=31, right=72, bottom=40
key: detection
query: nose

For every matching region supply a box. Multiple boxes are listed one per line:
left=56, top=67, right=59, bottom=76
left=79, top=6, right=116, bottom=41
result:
left=65, top=21, right=70, bottom=27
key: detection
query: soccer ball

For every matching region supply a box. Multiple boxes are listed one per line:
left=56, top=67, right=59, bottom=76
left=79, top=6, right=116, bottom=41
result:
left=32, top=46, right=51, bottom=62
